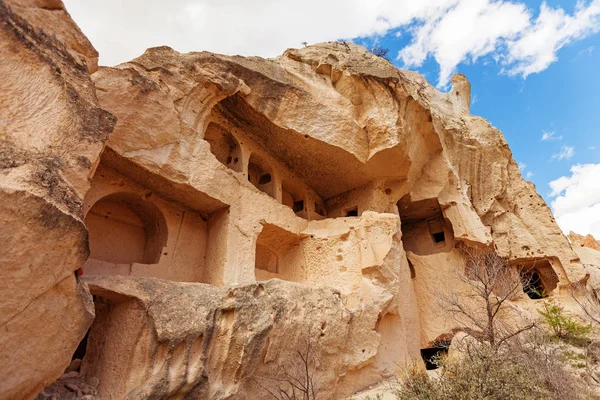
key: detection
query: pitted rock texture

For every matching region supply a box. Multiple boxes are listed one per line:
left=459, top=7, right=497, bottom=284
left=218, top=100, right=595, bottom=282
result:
left=1, top=2, right=595, bottom=399
left=92, top=41, right=583, bottom=283
left=73, top=40, right=588, bottom=398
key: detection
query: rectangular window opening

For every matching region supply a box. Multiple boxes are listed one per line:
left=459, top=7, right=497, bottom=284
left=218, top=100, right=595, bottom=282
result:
left=293, top=200, right=305, bottom=213
left=432, top=231, right=445, bottom=244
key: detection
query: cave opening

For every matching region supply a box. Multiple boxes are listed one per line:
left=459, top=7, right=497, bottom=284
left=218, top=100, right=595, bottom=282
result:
left=420, top=341, right=450, bottom=370
left=398, top=197, right=454, bottom=255
left=84, top=192, right=168, bottom=266
left=516, top=259, right=558, bottom=300
left=72, top=329, right=89, bottom=362
left=345, top=207, right=358, bottom=217
left=521, top=270, right=547, bottom=299
left=293, top=200, right=305, bottom=213
left=282, top=179, right=308, bottom=218
left=254, top=223, right=303, bottom=282
left=204, top=123, right=243, bottom=172
left=248, top=153, right=276, bottom=198
left=258, top=173, right=272, bottom=185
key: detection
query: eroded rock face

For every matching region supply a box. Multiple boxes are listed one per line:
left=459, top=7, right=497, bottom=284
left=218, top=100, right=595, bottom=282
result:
left=84, top=276, right=361, bottom=399
left=569, top=231, right=600, bottom=251
left=68, top=41, right=588, bottom=399
left=0, top=1, right=114, bottom=398
left=2, top=3, right=593, bottom=398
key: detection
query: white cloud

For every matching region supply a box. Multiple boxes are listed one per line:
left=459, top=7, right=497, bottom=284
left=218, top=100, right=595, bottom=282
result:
left=551, top=145, right=575, bottom=160
left=541, top=131, right=563, bottom=141
left=518, top=161, right=533, bottom=179
left=505, top=2, right=600, bottom=78
left=398, top=0, right=530, bottom=87
left=589, top=146, right=597, bottom=150
left=63, top=0, right=600, bottom=88
left=549, top=163, right=600, bottom=238
left=63, top=0, right=452, bottom=66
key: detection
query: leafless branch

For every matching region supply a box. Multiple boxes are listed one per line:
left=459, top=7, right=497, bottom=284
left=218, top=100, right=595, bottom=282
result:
left=438, top=246, right=536, bottom=352
left=252, top=332, right=321, bottom=400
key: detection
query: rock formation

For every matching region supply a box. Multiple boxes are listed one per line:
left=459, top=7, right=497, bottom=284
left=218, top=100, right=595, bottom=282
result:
left=569, top=232, right=600, bottom=297
left=569, top=231, right=600, bottom=251
left=0, top=1, right=114, bottom=398
left=0, top=1, right=596, bottom=399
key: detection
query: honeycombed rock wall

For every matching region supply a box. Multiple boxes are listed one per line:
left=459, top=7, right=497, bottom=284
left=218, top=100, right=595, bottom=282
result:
left=0, top=2, right=594, bottom=399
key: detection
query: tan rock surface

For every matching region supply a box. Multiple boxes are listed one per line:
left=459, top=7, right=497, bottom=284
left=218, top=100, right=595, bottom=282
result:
left=569, top=231, right=600, bottom=251
left=83, top=275, right=379, bottom=399
left=574, top=246, right=600, bottom=291
left=1, top=3, right=594, bottom=398
left=0, top=1, right=114, bottom=398
left=3, top=0, right=99, bottom=72
left=88, top=39, right=585, bottom=338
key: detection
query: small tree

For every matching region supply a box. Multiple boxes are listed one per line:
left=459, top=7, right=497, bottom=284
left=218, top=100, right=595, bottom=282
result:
left=254, top=335, right=321, bottom=400
left=439, top=247, right=535, bottom=352
left=368, top=46, right=390, bottom=61
left=301, top=41, right=308, bottom=47
left=539, top=298, right=591, bottom=345
left=571, top=282, right=600, bottom=326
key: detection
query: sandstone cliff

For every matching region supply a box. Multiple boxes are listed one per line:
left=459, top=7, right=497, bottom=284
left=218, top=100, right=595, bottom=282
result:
left=570, top=231, right=600, bottom=251
left=0, top=2, right=595, bottom=399
left=0, top=1, right=114, bottom=398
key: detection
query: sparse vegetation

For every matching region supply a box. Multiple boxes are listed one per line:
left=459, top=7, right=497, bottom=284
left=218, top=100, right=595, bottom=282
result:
left=393, top=337, right=592, bottom=400
left=539, top=298, right=592, bottom=346
left=368, top=46, right=390, bottom=61
left=439, top=247, right=536, bottom=352
left=253, top=335, right=321, bottom=400
left=389, top=248, right=599, bottom=399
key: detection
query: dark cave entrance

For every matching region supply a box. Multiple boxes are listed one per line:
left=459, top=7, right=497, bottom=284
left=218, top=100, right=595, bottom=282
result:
left=420, top=340, right=450, bottom=370
left=345, top=207, right=358, bottom=217
left=521, top=270, right=547, bottom=300
left=516, top=259, right=558, bottom=300
left=72, top=330, right=89, bottom=361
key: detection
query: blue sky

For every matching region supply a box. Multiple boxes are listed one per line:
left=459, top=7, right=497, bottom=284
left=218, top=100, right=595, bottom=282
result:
left=351, top=0, right=600, bottom=237
left=356, top=3, right=599, bottom=198
left=65, top=0, right=600, bottom=237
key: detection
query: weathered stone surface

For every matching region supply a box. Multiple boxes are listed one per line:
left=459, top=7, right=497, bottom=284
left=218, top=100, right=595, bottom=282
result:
left=83, top=276, right=363, bottom=399
left=574, top=246, right=600, bottom=291
left=2, top=3, right=595, bottom=398
left=0, top=1, right=114, bottom=398
left=3, top=0, right=99, bottom=73
left=570, top=231, right=600, bottom=251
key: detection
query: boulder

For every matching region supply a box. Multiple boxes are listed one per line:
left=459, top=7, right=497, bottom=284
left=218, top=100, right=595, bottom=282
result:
left=0, top=1, right=114, bottom=398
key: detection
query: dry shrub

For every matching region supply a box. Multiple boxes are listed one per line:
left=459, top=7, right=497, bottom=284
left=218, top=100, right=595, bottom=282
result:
left=440, top=247, right=536, bottom=352
left=394, top=331, right=597, bottom=400
left=253, top=335, right=321, bottom=400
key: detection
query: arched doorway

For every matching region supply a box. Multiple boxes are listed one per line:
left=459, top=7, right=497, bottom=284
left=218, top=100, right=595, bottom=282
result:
left=85, top=193, right=168, bottom=265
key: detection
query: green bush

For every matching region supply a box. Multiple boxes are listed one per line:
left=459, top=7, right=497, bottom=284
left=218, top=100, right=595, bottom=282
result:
left=539, top=299, right=592, bottom=346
